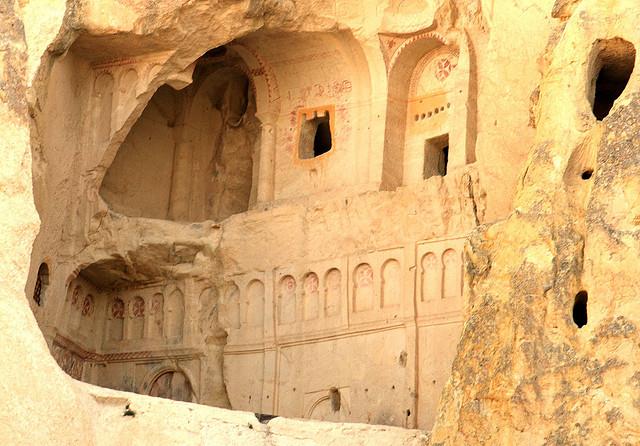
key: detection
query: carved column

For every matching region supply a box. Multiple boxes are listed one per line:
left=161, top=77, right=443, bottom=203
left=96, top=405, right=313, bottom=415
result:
left=255, top=111, right=278, bottom=204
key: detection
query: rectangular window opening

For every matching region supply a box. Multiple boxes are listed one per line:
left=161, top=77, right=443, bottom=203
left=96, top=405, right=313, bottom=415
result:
left=423, top=134, right=449, bottom=179
left=298, top=112, right=332, bottom=159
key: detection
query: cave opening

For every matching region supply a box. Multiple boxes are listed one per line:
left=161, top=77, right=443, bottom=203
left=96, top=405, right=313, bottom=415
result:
left=299, top=112, right=333, bottom=159
left=424, top=134, right=449, bottom=179
left=33, top=263, right=49, bottom=306
left=99, top=48, right=258, bottom=222
left=591, top=38, right=635, bottom=121
left=573, top=290, right=588, bottom=328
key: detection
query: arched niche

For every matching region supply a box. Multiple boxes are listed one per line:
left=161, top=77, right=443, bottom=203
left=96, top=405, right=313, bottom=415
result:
left=245, top=279, right=265, bottom=328
left=278, top=275, right=297, bottom=325
left=149, top=293, right=164, bottom=338
left=353, top=263, right=375, bottom=312
left=381, top=259, right=401, bottom=308
left=99, top=48, right=261, bottom=222
left=381, top=31, right=475, bottom=189
left=165, top=289, right=185, bottom=340
left=144, top=367, right=196, bottom=403
left=219, top=283, right=241, bottom=330
left=442, top=248, right=462, bottom=299
left=420, top=252, right=439, bottom=301
left=91, top=72, right=115, bottom=147
left=324, top=268, right=342, bottom=317
left=108, top=297, right=125, bottom=342
left=129, top=296, right=145, bottom=340
left=237, top=30, right=373, bottom=199
left=302, top=272, right=320, bottom=320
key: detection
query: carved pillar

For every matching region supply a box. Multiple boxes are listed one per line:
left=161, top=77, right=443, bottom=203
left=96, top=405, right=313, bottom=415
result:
left=255, top=111, right=278, bottom=203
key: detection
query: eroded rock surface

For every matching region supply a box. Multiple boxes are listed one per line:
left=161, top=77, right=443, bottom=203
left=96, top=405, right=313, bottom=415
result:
left=5, top=0, right=640, bottom=444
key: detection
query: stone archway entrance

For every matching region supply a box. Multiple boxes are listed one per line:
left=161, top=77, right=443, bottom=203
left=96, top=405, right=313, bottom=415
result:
left=148, top=371, right=194, bottom=402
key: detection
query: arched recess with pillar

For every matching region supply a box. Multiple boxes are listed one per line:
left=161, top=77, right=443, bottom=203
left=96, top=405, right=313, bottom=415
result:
left=98, top=44, right=279, bottom=222
left=139, top=363, right=198, bottom=403
left=235, top=30, right=373, bottom=201
left=380, top=30, right=476, bottom=190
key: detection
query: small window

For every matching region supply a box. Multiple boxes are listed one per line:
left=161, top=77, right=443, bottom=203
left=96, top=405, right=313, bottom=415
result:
left=573, top=291, right=588, bottom=328
left=424, top=134, right=449, bottom=179
left=33, top=263, right=49, bottom=306
left=298, top=111, right=332, bottom=159
left=591, top=38, right=635, bottom=121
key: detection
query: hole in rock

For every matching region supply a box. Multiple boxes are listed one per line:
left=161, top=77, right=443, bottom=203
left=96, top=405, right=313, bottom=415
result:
left=424, top=134, right=449, bottom=179
left=33, top=263, right=49, bottom=306
left=32, top=29, right=468, bottom=433
left=591, top=38, right=635, bottom=120
left=329, top=387, right=341, bottom=412
left=581, top=170, right=593, bottom=180
left=100, top=48, right=258, bottom=222
left=299, top=113, right=332, bottom=159
left=573, top=291, right=588, bottom=328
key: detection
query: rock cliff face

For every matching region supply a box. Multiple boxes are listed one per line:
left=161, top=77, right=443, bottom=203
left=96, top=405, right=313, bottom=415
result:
left=431, top=0, right=640, bottom=443
left=4, top=0, right=640, bottom=444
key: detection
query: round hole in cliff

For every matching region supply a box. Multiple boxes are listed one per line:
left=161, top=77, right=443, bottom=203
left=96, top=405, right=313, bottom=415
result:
left=406, top=409, right=411, bottom=417
left=581, top=170, right=593, bottom=180
left=591, top=38, right=636, bottom=121
left=573, top=291, right=588, bottom=328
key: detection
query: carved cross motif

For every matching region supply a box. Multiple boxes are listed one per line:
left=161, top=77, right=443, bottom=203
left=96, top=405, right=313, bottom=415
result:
left=71, top=287, right=82, bottom=307
left=151, top=295, right=162, bottom=314
left=81, top=296, right=94, bottom=316
left=357, top=265, right=374, bottom=286
left=112, top=299, right=125, bottom=319
left=283, top=276, right=296, bottom=292
left=435, top=58, right=453, bottom=81
left=132, top=298, right=145, bottom=318
left=305, top=274, right=319, bottom=293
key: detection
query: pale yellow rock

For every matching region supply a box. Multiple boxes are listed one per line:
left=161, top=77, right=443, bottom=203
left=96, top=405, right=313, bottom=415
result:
left=5, top=0, right=640, bottom=444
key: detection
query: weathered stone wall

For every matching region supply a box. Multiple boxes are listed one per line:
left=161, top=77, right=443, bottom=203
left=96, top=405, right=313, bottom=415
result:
left=9, top=0, right=640, bottom=444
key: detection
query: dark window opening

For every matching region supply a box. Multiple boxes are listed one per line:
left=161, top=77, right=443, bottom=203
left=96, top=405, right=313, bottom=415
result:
left=299, top=112, right=332, bottom=159
left=424, top=134, right=449, bottom=179
left=202, top=46, right=227, bottom=59
left=592, top=38, right=635, bottom=121
left=329, top=387, right=341, bottom=412
left=33, top=263, right=49, bottom=306
left=573, top=290, right=588, bottom=328
left=581, top=169, right=593, bottom=180
left=314, top=120, right=332, bottom=156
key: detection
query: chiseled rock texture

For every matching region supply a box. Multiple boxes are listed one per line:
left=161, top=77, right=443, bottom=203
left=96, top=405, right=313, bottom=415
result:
left=431, top=0, right=640, bottom=444
left=4, top=0, right=640, bottom=445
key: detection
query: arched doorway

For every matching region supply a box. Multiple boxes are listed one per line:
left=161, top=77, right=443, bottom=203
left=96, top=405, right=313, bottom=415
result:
left=148, top=370, right=195, bottom=402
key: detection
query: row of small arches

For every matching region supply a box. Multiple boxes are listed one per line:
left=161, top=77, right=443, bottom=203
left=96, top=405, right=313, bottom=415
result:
left=420, top=249, right=462, bottom=301
left=92, top=65, right=152, bottom=146
left=62, top=285, right=97, bottom=338
left=219, top=248, right=462, bottom=331
left=106, top=291, right=184, bottom=342
left=277, top=268, right=342, bottom=324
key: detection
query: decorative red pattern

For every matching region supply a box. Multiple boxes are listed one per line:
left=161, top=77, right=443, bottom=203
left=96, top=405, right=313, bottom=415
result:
left=435, top=58, right=453, bottom=81
left=81, top=295, right=94, bottom=316
left=112, top=299, right=125, bottom=319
